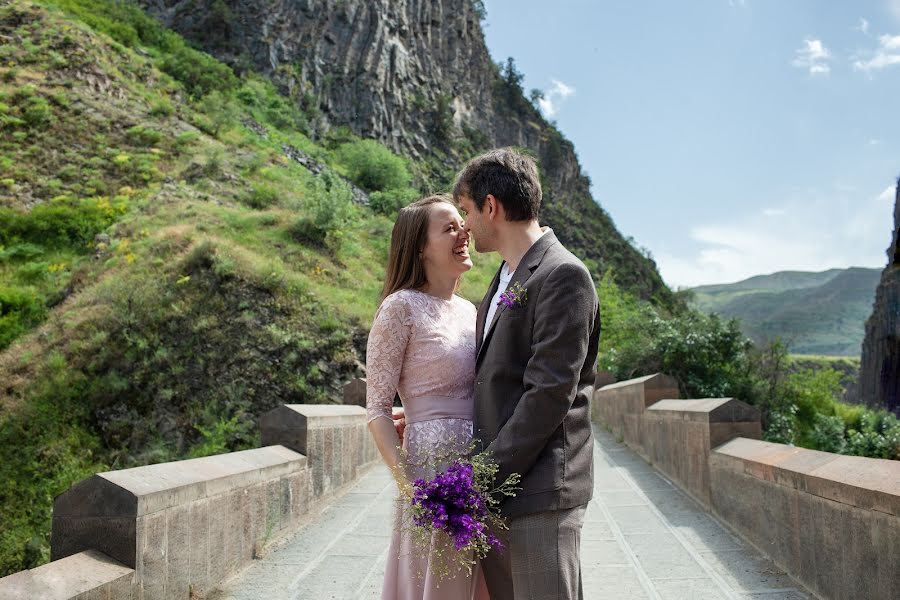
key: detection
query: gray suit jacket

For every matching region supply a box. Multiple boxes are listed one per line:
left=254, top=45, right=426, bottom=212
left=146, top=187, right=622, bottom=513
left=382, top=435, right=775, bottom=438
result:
left=475, top=230, right=600, bottom=518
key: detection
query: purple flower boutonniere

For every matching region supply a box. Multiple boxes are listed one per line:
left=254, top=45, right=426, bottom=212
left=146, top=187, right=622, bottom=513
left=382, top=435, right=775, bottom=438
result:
left=497, top=281, right=528, bottom=310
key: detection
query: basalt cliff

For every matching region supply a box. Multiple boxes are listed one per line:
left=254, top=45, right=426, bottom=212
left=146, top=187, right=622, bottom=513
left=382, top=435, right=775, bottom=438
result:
left=137, top=0, right=673, bottom=305
left=859, top=181, right=900, bottom=414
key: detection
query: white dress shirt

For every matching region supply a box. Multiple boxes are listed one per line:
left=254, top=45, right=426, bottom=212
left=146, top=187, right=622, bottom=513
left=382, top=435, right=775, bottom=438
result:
left=483, top=262, right=514, bottom=342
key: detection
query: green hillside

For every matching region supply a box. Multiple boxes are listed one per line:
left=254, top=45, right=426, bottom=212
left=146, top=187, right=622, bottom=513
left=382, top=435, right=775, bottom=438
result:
left=690, top=268, right=882, bottom=356
left=0, top=0, right=503, bottom=573
left=2, top=0, right=897, bottom=579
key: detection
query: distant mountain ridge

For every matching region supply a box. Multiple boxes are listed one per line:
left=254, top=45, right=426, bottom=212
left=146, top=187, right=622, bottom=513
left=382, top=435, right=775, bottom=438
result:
left=689, top=268, right=882, bottom=356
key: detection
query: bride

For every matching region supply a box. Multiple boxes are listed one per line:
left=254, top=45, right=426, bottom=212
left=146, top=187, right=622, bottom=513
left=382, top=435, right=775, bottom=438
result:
left=365, top=194, right=491, bottom=599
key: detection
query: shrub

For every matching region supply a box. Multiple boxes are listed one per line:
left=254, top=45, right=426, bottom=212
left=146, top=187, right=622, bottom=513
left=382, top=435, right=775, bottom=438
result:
left=810, top=414, right=847, bottom=454
left=125, top=125, right=163, bottom=146
left=203, top=148, right=224, bottom=178
left=243, top=184, right=279, bottom=210
left=22, top=96, right=53, bottom=129
left=337, top=139, right=411, bottom=192
left=368, top=187, right=418, bottom=215
left=0, top=243, right=45, bottom=262
left=174, top=131, right=199, bottom=153
left=288, top=217, right=326, bottom=247
left=160, top=45, right=238, bottom=98
left=289, top=171, right=354, bottom=250
left=0, top=286, right=46, bottom=349
left=598, top=271, right=750, bottom=397
left=0, top=196, right=126, bottom=249
left=195, top=90, right=238, bottom=137
left=237, top=79, right=308, bottom=132
left=187, top=416, right=246, bottom=459
left=0, top=352, right=102, bottom=574
left=845, top=410, right=900, bottom=459
left=149, top=98, right=175, bottom=117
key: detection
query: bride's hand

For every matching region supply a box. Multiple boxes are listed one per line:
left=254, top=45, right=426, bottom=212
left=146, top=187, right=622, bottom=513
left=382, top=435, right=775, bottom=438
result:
left=391, top=408, right=406, bottom=439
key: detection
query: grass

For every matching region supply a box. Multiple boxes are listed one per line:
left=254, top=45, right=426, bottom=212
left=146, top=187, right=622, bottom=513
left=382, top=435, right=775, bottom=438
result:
left=790, top=354, right=861, bottom=365
left=0, top=0, right=503, bottom=575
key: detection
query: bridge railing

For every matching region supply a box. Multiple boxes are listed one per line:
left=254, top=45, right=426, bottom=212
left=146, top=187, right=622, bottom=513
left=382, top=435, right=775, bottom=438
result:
left=594, top=373, right=900, bottom=600
left=0, top=394, right=379, bottom=600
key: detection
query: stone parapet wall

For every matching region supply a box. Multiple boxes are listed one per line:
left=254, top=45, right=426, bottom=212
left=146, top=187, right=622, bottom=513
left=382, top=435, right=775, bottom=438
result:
left=592, top=372, right=680, bottom=456
left=593, top=373, right=900, bottom=600
left=51, top=445, right=309, bottom=599
left=0, top=403, right=379, bottom=600
left=642, top=398, right=761, bottom=505
left=710, top=438, right=899, bottom=600
left=0, top=550, right=133, bottom=600
left=593, top=373, right=760, bottom=505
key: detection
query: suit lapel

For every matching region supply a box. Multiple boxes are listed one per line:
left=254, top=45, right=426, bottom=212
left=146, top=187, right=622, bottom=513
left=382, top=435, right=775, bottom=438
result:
left=476, top=230, right=559, bottom=365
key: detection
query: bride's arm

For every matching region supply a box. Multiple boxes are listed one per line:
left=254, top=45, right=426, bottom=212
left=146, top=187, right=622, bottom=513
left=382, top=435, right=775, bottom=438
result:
left=368, top=417, right=402, bottom=473
left=365, top=294, right=412, bottom=490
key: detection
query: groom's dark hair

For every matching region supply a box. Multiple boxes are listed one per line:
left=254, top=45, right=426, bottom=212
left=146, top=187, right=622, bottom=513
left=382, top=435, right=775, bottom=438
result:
left=453, top=148, right=541, bottom=221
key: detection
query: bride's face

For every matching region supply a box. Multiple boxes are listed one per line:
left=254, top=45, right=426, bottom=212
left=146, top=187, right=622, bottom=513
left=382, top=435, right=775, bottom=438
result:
left=421, top=202, right=473, bottom=277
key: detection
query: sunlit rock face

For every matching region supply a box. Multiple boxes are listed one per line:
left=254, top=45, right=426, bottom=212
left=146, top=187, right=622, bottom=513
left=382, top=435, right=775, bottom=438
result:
left=859, top=181, right=900, bottom=414
left=136, top=0, right=675, bottom=305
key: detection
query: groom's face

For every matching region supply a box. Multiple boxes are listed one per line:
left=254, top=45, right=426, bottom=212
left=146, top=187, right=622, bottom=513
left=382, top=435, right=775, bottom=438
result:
left=457, top=193, right=495, bottom=253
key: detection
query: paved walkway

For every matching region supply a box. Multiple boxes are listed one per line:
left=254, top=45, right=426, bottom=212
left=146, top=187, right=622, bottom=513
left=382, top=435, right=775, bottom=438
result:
left=213, top=427, right=815, bottom=599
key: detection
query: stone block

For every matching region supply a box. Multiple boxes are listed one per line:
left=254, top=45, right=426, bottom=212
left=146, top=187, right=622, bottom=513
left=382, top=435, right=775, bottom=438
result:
left=43, top=405, right=379, bottom=600
left=188, top=498, right=210, bottom=595
left=593, top=373, right=679, bottom=435
left=342, top=427, right=352, bottom=487
left=872, top=508, right=899, bottom=600
left=843, top=502, right=881, bottom=600
left=713, top=438, right=900, bottom=600
left=0, top=550, right=133, bottom=600
left=342, top=377, right=367, bottom=407
left=164, top=503, right=191, bottom=599
left=206, top=497, right=228, bottom=586
left=323, top=427, right=335, bottom=493
left=135, top=511, right=166, bottom=600
left=594, top=370, right=616, bottom=389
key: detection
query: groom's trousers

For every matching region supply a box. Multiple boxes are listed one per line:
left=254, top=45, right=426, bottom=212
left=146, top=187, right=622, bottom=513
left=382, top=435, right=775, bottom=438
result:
left=481, top=504, right=587, bottom=600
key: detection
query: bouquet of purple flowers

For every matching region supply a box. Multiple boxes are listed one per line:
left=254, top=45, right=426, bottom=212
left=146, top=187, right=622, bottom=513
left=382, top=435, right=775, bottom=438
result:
left=404, top=449, right=520, bottom=579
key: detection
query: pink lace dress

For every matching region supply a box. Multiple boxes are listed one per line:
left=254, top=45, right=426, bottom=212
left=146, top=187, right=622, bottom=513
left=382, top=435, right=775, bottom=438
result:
left=366, top=289, right=490, bottom=600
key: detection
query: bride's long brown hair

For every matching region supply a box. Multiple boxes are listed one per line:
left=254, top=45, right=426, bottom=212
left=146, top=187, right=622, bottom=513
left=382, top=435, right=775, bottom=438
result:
left=381, top=194, right=456, bottom=300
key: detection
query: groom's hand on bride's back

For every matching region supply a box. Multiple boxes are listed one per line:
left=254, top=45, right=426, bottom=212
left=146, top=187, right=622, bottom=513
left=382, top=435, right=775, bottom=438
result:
left=392, top=407, right=406, bottom=439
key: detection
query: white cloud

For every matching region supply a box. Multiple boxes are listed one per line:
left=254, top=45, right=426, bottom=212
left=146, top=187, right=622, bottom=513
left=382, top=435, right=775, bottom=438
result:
left=854, top=33, right=900, bottom=72
left=728, top=0, right=746, bottom=7
left=857, top=18, right=870, bottom=35
left=537, top=79, right=575, bottom=117
left=655, top=184, right=895, bottom=288
left=869, top=138, right=881, bottom=145
left=792, top=39, right=832, bottom=76
left=882, top=33, right=900, bottom=49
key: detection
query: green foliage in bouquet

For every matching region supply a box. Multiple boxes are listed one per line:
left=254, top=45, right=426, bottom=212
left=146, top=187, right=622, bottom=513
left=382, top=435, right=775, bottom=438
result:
left=398, top=442, right=520, bottom=582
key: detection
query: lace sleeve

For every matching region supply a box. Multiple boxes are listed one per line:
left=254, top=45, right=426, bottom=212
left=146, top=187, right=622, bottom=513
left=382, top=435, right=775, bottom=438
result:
left=365, top=293, right=413, bottom=423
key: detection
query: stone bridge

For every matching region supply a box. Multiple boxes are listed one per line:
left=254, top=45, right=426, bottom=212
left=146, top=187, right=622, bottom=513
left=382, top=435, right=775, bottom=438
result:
left=1, top=374, right=898, bottom=599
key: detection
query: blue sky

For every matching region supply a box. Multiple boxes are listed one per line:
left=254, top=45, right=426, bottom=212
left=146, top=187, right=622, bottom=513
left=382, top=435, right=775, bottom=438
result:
left=481, top=0, right=900, bottom=287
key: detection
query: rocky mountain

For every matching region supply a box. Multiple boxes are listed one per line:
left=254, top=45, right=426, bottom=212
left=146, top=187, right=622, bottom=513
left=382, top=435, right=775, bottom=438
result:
left=0, top=0, right=680, bottom=573
left=690, top=267, right=882, bottom=356
left=859, top=181, right=900, bottom=414
left=136, top=0, right=675, bottom=306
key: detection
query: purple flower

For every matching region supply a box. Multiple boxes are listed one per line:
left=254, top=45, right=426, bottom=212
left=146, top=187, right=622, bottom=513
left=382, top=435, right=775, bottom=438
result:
left=496, top=282, right=527, bottom=310
left=409, top=459, right=504, bottom=553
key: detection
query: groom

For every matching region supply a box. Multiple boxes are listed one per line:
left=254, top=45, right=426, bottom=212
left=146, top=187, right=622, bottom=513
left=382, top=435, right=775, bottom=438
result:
left=455, top=148, right=600, bottom=600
